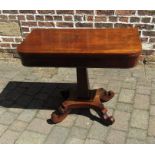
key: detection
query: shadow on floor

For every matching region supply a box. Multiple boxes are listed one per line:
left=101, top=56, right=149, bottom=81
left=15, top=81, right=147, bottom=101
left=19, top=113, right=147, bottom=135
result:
left=0, top=81, right=110, bottom=126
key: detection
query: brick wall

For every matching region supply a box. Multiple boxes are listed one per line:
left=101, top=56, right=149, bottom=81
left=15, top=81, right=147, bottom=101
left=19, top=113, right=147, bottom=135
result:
left=0, top=10, right=155, bottom=58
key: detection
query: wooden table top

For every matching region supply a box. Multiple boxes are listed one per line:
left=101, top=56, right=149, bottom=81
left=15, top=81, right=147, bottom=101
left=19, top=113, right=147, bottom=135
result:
left=17, top=28, right=142, bottom=68
left=17, top=28, right=142, bottom=56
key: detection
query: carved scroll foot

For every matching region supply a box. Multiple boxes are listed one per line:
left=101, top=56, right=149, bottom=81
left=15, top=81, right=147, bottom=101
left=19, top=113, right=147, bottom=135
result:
left=51, top=110, right=70, bottom=124
left=51, top=88, right=115, bottom=126
left=97, top=88, right=114, bottom=102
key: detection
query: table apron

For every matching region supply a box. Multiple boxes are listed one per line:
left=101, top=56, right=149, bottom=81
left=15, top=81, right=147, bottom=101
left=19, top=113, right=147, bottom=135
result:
left=19, top=53, right=139, bottom=68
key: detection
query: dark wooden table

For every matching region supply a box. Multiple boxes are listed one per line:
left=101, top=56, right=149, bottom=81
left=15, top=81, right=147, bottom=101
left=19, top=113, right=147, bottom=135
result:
left=17, top=28, right=141, bottom=126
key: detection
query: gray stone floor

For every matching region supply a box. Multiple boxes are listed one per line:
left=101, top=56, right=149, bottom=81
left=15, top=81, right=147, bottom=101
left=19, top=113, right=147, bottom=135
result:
left=0, top=59, right=155, bottom=144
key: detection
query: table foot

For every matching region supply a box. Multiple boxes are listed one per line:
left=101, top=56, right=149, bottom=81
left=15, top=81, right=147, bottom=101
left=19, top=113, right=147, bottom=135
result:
left=51, top=110, right=70, bottom=124
left=97, top=88, right=114, bottom=102
left=51, top=88, right=115, bottom=126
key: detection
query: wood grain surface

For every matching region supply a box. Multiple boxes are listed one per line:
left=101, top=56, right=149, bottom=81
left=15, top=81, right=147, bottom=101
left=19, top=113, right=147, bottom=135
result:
left=17, top=28, right=141, bottom=55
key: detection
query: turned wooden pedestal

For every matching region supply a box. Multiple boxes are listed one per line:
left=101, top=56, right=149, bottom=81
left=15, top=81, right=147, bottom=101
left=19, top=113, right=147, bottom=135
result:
left=51, top=67, right=115, bottom=126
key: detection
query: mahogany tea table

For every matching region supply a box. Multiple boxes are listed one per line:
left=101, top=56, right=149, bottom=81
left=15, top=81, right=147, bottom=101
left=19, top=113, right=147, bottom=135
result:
left=17, top=28, right=142, bottom=126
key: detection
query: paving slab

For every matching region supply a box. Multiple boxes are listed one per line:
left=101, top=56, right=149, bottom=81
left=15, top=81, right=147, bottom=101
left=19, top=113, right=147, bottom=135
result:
left=10, top=120, right=28, bottom=132
left=118, top=88, right=135, bottom=104
left=69, top=126, right=88, bottom=139
left=45, top=126, right=70, bottom=144
left=128, top=128, right=147, bottom=140
left=85, top=138, right=103, bottom=144
left=17, top=109, right=37, bottom=122
left=112, top=110, right=131, bottom=131
left=106, top=129, right=127, bottom=144
left=148, top=116, right=155, bottom=136
left=0, top=130, right=20, bottom=144
left=134, top=94, right=150, bottom=110
left=15, top=130, right=46, bottom=144
left=131, top=109, right=149, bottom=130
left=27, top=118, right=53, bottom=134
left=87, top=121, right=109, bottom=141
left=126, top=138, right=145, bottom=144
left=65, top=137, right=85, bottom=144
left=0, top=111, right=18, bottom=125
left=0, top=124, right=8, bottom=136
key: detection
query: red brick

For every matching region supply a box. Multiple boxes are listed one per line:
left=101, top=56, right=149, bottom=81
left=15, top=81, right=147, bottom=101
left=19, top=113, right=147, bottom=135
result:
left=21, top=27, right=30, bottom=32
left=130, top=17, right=140, bottom=23
left=17, top=15, right=25, bottom=20
left=115, top=10, right=136, bottom=15
left=36, top=15, right=44, bottom=21
left=95, top=16, right=106, bottom=22
left=96, top=10, right=114, bottom=15
left=141, top=37, right=148, bottom=42
left=149, top=38, right=155, bottom=43
left=19, top=10, right=36, bottom=14
left=74, top=15, right=83, bottom=21
left=143, top=31, right=155, bottom=36
left=45, top=15, right=53, bottom=21
left=8, top=15, right=17, bottom=20
left=0, top=15, right=8, bottom=20
left=26, top=15, right=35, bottom=20
left=56, top=10, right=74, bottom=14
left=37, top=10, right=55, bottom=14
left=95, top=23, right=113, bottom=28
left=21, top=22, right=37, bottom=27
left=87, top=16, right=93, bottom=22
left=53, top=16, right=62, bottom=21
left=109, top=16, right=117, bottom=22
left=135, top=24, right=154, bottom=30
left=76, top=22, right=93, bottom=27
left=76, top=10, right=94, bottom=14
left=114, top=23, right=133, bottom=28
left=119, top=17, right=128, bottom=22
left=56, top=22, right=73, bottom=27
left=2, top=38, right=14, bottom=42
left=0, top=43, right=11, bottom=48
left=141, top=17, right=151, bottom=23
left=64, top=16, right=73, bottom=21
left=2, top=10, right=18, bottom=14
left=142, top=50, right=154, bottom=55
left=38, top=22, right=54, bottom=27
left=138, top=10, right=155, bottom=16
left=12, top=43, right=19, bottom=48
left=15, top=38, right=23, bottom=42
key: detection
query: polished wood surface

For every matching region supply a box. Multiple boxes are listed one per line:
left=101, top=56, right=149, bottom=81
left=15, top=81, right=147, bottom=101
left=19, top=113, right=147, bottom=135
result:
left=17, top=28, right=141, bottom=68
left=17, top=28, right=141, bottom=55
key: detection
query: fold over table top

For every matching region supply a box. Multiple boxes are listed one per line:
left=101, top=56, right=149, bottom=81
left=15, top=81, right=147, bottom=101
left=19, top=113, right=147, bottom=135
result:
left=17, top=28, right=142, bottom=68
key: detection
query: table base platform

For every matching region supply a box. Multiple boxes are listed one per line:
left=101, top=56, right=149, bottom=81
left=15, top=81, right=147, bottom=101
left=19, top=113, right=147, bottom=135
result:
left=51, top=88, right=115, bottom=126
